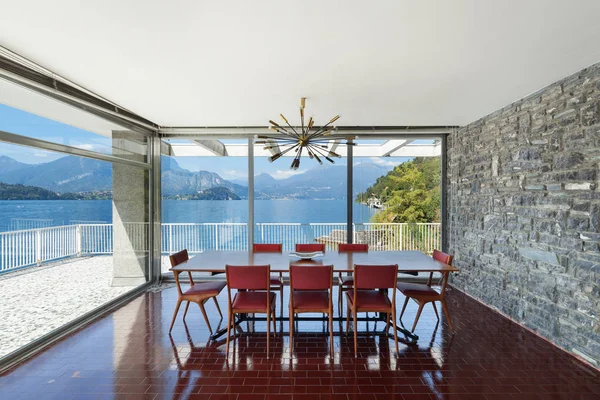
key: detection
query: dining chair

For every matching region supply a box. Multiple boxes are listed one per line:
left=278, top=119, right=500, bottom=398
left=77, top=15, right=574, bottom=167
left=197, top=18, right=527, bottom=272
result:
left=169, top=249, right=226, bottom=334
left=253, top=243, right=284, bottom=315
left=396, top=250, right=454, bottom=333
left=337, top=243, right=368, bottom=316
left=289, top=264, right=334, bottom=355
left=346, top=263, right=399, bottom=357
left=295, top=243, right=325, bottom=253
left=225, top=264, right=277, bottom=358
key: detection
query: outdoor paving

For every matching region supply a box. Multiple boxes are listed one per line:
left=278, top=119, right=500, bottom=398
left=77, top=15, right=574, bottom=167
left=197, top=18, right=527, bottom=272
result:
left=0, top=256, right=135, bottom=358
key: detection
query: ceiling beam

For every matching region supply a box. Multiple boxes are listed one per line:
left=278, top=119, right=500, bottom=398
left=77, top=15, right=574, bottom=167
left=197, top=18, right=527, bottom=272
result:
left=192, top=139, right=228, bottom=156
left=381, top=139, right=413, bottom=157
left=168, top=142, right=441, bottom=158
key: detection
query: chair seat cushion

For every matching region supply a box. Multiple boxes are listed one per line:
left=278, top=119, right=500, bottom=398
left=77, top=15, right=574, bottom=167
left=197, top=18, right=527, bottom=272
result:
left=232, top=291, right=276, bottom=311
left=292, top=290, right=329, bottom=310
left=345, top=290, right=391, bottom=311
left=396, top=282, right=438, bottom=296
left=339, top=276, right=354, bottom=286
left=270, top=277, right=283, bottom=286
left=184, top=281, right=226, bottom=296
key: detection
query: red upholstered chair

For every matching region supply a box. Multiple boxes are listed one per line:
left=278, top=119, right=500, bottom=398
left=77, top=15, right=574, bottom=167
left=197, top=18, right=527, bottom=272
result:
left=337, top=243, right=368, bottom=316
left=346, top=264, right=399, bottom=357
left=225, top=264, right=277, bottom=358
left=253, top=243, right=284, bottom=315
left=295, top=243, right=325, bottom=253
left=289, top=264, right=334, bottom=355
left=338, top=243, right=368, bottom=252
left=397, top=250, right=455, bottom=333
left=169, top=249, right=226, bottom=334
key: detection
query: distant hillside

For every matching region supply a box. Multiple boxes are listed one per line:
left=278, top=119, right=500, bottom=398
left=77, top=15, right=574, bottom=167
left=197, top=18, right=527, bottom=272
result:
left=0, top=182, right=60, bottom=200
left=0, top=156, right=111, bottom=193
left=0, top=182, right=111, bottom=200
left=0, top=155, right=394, bottom=201
left=164, top=187, right=240, bottom=200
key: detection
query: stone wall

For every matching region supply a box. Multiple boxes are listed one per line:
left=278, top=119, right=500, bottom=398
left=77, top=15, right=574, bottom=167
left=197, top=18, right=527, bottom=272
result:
left=447, top=63, right=600, bottom=365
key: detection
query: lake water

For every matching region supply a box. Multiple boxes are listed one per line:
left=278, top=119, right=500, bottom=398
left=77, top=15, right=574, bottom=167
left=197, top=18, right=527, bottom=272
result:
left=0, top=200, right=378, bottom=232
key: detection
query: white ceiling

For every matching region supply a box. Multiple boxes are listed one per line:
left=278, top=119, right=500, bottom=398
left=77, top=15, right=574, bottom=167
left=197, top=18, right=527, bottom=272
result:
left=1, top=0, right=599, bottom=127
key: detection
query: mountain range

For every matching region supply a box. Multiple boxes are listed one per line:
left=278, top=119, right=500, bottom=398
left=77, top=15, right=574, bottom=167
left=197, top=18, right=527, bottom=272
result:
left=0, top=155, right=389, bottom=200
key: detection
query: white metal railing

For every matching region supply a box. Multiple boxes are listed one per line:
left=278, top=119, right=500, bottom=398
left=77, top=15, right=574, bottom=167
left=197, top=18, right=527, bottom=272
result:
left=0, top=222, right=441, bottom=274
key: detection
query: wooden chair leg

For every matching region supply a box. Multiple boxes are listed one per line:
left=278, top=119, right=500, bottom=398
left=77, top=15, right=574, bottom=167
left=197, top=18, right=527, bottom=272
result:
left=198, top=300, right=213, bottom=335
left=267, top=308, right=271, bottom=359
left=440, top=299, right=454, bottom=333
left=289, top=306, right=294, bottom=350
left=280, top=285, right=284, bottom=317
left=432, top=302, right=440, bottom=321
left=213, top=297, right=223, bottom=318
left=182, top=301, right=190, bottom=320
left=399, top=296, right=409, bottom=321
left=345, top=304, right=351, bottom=332
left=385, top=313, right=391, bottom=335
left=272, top=307, right=277, bottom=334
left=169, top=299, right=182, bottom=333
left=353, top=309, right=358, bottom=358
left=226, top=310, right=232, bottom=357
left=338, top=288, right=343, bottom=317
left=411, top=302, right=425, bottom=333
left=328, top=308, right=334, bottom=357
left=391, top=307, right=399, bottom=355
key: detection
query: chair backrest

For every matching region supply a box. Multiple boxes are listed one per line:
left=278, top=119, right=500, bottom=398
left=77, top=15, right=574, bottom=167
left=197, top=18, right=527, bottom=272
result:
left=354, top=264, right=398, bottom=289
left=295, top=243, right=325, bottom=253
left=433, top=250, right=453, bottom=265
left=226, top=264, right=270, bottom=290
left=169, top=249, right=189, bottom=267
left=338, top=243, right=368, bottom=252
left=290, top=264, right=332, bottom=290
left=253, top=243, right=283, bottom=253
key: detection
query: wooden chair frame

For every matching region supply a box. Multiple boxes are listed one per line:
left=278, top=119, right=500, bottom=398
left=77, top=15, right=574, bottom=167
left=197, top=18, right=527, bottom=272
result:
left=169, top=251, right=224, bottom=334
left=398, top=251, right=455, bottom=333
left=346, top=264, right=399, bottom=358
left=289, top=264, right=334, bottom=356
left=225, top=264, right=277, bottom=358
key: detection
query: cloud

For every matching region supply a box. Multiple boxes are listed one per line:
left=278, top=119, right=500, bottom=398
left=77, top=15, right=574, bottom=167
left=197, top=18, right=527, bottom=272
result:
left=368, top=157, right=405, bottom=168
left=220, top=169, right=247, bottom=180
left=271, top=169, right=306, bottom=180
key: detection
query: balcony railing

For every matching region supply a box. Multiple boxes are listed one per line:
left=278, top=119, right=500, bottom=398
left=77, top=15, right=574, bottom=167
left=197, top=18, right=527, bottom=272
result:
left=0, top=222, right=441, bottom=274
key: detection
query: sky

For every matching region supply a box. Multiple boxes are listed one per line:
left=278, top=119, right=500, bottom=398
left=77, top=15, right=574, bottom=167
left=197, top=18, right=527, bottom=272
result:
left=0, top=103, right=416, bottom=180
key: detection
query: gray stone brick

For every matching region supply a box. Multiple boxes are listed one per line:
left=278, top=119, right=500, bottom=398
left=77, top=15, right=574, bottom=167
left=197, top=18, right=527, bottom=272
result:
left=448, top=62, right=600, bottom=365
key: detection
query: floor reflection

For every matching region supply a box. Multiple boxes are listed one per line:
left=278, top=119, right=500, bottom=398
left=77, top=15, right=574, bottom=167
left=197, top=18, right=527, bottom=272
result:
left=1, top=286, right=600, bottom=399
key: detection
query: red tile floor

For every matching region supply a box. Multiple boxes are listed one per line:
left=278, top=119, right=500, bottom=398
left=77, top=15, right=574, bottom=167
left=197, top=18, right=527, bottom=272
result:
left=1, top=285, right=600, bottom=400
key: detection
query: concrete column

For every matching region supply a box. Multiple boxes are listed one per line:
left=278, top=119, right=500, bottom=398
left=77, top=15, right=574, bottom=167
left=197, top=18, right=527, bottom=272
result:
left=111, top=131, right=149, bottom=286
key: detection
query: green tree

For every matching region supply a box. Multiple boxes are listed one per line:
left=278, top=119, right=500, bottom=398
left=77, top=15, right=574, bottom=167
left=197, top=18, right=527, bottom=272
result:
left=357, top=157, right=441, bottom=223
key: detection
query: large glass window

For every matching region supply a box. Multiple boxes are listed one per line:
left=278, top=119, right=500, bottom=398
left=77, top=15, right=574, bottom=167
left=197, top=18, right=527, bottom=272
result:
left=0, top=79, right=149, bottom=163
left=161, top=140, right=248, bottom=273
left=0, top=82, right=151, bottom=360
left=253, top=146, right=347, bottom=251
left=353, top=139, right=442, bottom=253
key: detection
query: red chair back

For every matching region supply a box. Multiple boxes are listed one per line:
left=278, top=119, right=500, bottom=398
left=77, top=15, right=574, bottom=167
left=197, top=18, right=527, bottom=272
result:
left=295, top=243, right=325, bottom=253
left=169, top=249, right=189, bottom=267
left=290, top=265, right=332, bottom=290
left=253, top=243, right=283, bottom=253
left=226, top=265, right=270, bottom=290
left=433, top=250, right=453, bottom=265
left=338, top=243, right=368, bottom=252
left=354, top=264, right=398, bottom=289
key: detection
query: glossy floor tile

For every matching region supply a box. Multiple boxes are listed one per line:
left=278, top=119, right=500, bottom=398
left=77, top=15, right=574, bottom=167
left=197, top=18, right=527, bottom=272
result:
left=1, top=284, right=600, bottom=400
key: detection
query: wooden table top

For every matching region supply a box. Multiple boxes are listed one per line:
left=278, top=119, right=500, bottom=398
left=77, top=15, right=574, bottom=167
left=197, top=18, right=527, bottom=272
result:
left=170, top=250, right=459, bottom=274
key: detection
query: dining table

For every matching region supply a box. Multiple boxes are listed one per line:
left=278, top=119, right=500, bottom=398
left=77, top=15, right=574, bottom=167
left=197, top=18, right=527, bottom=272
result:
left=170, top=250, right=459, bottom=343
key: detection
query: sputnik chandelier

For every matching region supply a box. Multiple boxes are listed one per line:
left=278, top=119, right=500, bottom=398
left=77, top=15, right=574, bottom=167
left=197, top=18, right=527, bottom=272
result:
left=256, top=97, right=352, bottom=170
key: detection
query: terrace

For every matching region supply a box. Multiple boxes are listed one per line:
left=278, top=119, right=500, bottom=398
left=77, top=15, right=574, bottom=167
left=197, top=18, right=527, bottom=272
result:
left=1, top=2, right=600, bottom=399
